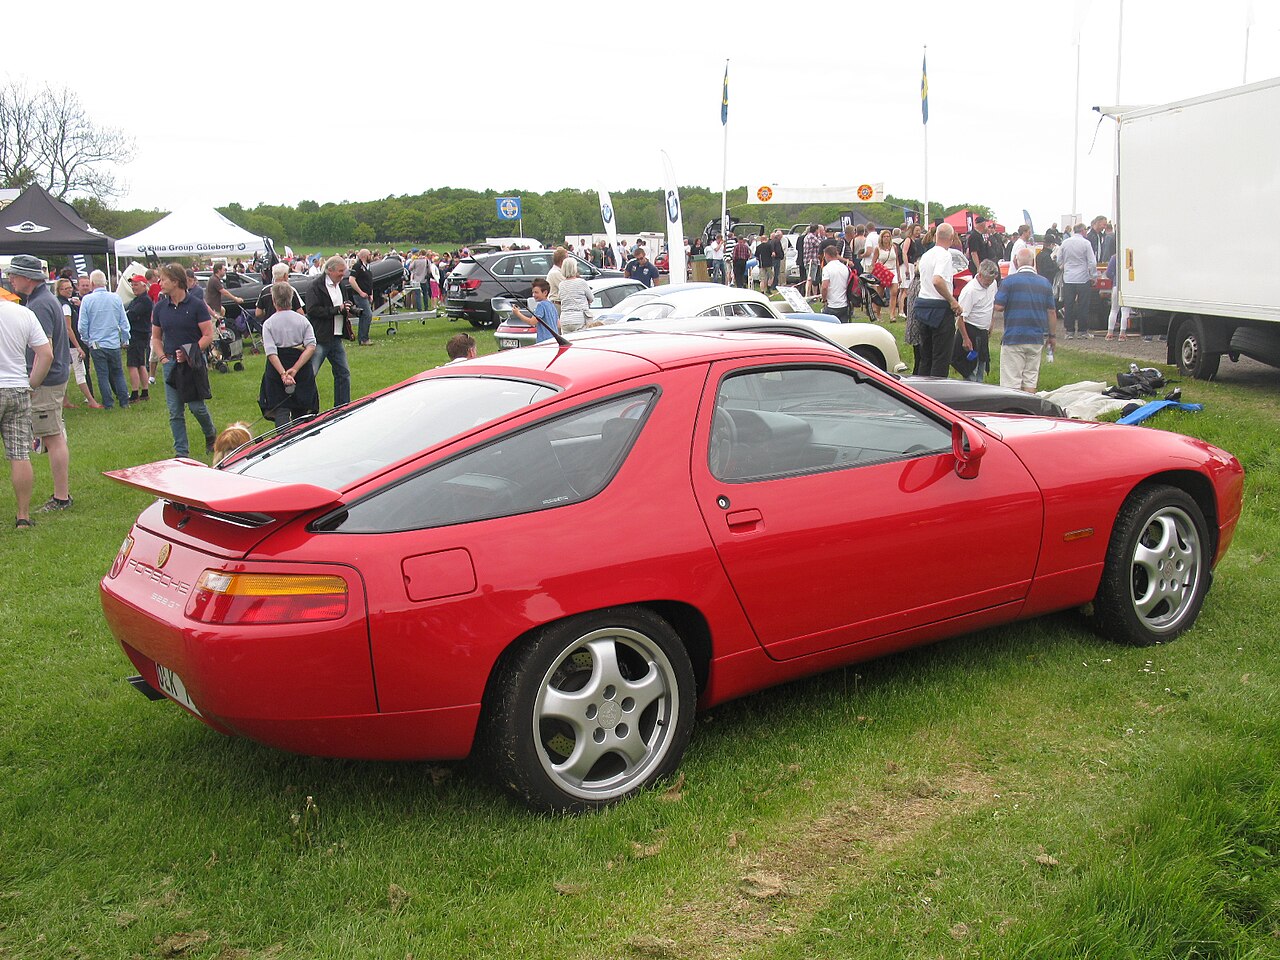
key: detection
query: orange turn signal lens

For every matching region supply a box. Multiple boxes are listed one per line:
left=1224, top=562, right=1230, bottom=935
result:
left=185, top=571, right=349, bottom=624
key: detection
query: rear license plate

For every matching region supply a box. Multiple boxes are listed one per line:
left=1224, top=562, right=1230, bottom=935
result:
left=155, top=663, right=201, bottom=716
left=498, top=339, right=520, bottom=349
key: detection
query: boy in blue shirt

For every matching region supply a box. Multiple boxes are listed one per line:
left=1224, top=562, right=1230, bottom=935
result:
left=511, top=278, right=560, bottom=343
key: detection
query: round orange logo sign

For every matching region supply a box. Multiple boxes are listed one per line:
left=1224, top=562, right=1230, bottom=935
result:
left=857, top=184, right=873, bottom=201
left=756, top=186, right=773, bottom=202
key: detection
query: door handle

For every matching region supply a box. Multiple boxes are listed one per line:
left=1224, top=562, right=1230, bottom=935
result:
left=725, top=508, right=763, bottom=531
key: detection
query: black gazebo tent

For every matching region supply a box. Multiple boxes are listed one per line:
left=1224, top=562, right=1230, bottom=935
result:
left=0, top=184, right=115, bottom=260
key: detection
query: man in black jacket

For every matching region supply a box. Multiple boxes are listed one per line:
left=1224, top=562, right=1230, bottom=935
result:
left=302, top=255, right=353, bottom=407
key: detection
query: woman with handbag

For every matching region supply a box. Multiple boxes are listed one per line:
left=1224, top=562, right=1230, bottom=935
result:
left=557, top=258, right=593, bottom=333
left=867, top=231, right=899, bottom=322
left=150, top=263, right=217, bottom=458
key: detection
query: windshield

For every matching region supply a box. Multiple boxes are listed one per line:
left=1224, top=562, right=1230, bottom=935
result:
left=624, top=302, right=675, bottom=321
left=231, top=377, right=556, bottom=488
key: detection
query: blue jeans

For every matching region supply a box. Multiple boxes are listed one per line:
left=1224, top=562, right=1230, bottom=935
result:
left=90, top=345, right=130, bottom=408
left=311, top=337, right=351, bottom=407
left=354, top=294, right=374, bottom=342
left=420, top=282, right=432, bottom=311
left=162, top=359, right=214, bottom=457
left=708, top=258, right=724, bottom=283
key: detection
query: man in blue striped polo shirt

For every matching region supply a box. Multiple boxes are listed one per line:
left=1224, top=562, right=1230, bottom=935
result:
left=994, top=249, right=1058, bottom=393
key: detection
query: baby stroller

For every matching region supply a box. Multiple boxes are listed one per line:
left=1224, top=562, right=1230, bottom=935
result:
left=209, top=307, right=252, bottom=373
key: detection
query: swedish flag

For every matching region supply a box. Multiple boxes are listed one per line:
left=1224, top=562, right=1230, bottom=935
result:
left=721, top=63, right=729, bottom=126
left=921, top=53, right=929, bottom=124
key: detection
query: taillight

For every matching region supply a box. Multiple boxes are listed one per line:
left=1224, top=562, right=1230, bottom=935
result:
left=109, top=536, right=134, bottom=578
left=462, top=278, right=482, bottom=290
left=185, top=571, right=348, bottom=624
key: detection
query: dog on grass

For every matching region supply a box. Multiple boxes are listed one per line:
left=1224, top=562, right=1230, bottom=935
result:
left=210, top=421, right=253, bottom=466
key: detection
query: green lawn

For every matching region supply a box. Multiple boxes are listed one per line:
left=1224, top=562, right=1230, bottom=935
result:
left=1, top=319, right=1276, bottom=959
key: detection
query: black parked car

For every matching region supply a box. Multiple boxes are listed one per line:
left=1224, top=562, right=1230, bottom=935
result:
left=444, top=250, right=621, bottom=329
left=196, top=256, right=405, bottom=317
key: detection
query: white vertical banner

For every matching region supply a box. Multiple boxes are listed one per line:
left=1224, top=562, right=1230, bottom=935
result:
left=597, top=184, right=626, bottom=272
left=660, top=151, right=687, bottom=282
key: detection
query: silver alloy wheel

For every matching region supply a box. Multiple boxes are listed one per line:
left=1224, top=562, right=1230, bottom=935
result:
left=532, top=626, right=681, bottom=803
left=1129, top=504, right=1203, bottom=633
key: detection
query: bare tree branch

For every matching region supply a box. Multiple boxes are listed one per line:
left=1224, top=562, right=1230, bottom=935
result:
left=0, top=81, right=134, bottom=201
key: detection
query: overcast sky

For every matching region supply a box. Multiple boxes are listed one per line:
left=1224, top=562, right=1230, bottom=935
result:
left=6, top=0, right=1278, bottom=233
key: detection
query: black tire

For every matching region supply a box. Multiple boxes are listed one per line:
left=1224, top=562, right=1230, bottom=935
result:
left=850, top=346, right=887, bottom=371
left=1176, top=317, right=1221, bottom=381
left=1090, top=485, right=1211, bottom=646
left=467, top=310, right=499, bottom=331
left=483, top=607, right=696, bottom=813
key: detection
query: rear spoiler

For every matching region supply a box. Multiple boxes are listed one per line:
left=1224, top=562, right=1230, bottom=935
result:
left=105, top=458, right=342, bottom=515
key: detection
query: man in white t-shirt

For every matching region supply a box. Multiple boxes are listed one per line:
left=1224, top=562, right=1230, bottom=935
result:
left=1007, top=225, right=1033, bottom=278
left=706, top=236, right=725, bottom=284
left=957, top=260, right=999, bottom=382
left=820, top=247, right=851, bottom=321
left=0, top=295, right=55, bottom=528
left=861, top=224, right=880, bottom=272
left=913, top=223, right=965, bottom=378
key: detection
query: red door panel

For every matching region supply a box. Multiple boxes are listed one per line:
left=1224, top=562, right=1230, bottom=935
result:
left=691, top=359, right=1043, bottom=659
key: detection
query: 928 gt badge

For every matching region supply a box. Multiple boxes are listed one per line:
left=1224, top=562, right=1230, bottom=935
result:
left=156, top=543, right=171, bottom=568
left=666, top=190, right=680, bottom=223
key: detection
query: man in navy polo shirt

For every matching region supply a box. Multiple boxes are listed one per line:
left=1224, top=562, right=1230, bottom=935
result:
left=624, top=248, right=660, bottom=288
left=995, top=249, right=1058, bottom=393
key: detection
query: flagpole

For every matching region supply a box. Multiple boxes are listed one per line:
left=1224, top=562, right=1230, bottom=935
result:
left=720, top=59, right=730, bottom=285
left=1072, top=35, right=1081, bottom=220
left=922, top=46, right=929, bottom=230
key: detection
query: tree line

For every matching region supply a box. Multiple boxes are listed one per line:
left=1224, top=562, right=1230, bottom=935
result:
left=68, top=188, right=994, bottom=252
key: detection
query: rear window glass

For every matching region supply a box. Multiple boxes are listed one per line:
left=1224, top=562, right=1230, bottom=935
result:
left=321, top=390, right=655, bottom=533
left=230, top=377, right=556, bottom=489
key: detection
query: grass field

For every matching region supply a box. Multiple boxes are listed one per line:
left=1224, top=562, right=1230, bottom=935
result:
left=1, top=316, right=1276, bottom=960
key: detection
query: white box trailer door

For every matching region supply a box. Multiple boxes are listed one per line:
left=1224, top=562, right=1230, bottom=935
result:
left=1118, top=78, right=1280, bottom=323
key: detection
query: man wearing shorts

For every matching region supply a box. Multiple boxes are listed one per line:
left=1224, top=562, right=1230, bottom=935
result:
left=995, top=249, right=1058, bottom=392
left=0, top=285, right=54, bottom=528
left=4, top=255, right=73, bottom=512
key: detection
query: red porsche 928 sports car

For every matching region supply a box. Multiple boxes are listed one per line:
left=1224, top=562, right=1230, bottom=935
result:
left=99, top=331, right=1244, bottom=811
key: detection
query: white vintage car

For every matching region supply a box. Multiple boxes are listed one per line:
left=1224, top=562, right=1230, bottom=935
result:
left=595, top=283, right=907, bottom=374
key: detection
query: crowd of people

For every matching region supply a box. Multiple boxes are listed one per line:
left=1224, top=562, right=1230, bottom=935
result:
left=0, top=212, right=1122, bottom=527
left=0, top=244, right=487, bottom=528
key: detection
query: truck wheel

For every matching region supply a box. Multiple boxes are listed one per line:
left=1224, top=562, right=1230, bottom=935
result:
left=1177, top=317, right=1220, bottom=380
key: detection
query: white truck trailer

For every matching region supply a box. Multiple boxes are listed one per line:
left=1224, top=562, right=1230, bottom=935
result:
left=1108, top=78, right=1280, bottom=379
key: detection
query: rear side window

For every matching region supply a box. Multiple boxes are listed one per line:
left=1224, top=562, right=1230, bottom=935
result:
left=523, top=253, right=553, bottom=276
left=232, top=377, right=556, bottom=489
left=491, top=256, right=521, bottom=277
left=322, top=390, right=656, bottom=533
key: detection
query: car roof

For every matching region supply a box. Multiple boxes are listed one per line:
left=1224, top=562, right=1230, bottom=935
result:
left=588, top=277, right=645, bottom=292
left=442, top=329, right=843, bottom=387
left=614, top=282, right=781, bottom=317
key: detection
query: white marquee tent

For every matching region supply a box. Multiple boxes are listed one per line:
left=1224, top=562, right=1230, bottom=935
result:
left=114, top=206, right=269, bottom=261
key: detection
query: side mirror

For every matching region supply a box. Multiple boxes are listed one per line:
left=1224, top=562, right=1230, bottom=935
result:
left=951, top=421, right=987, bottom=480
